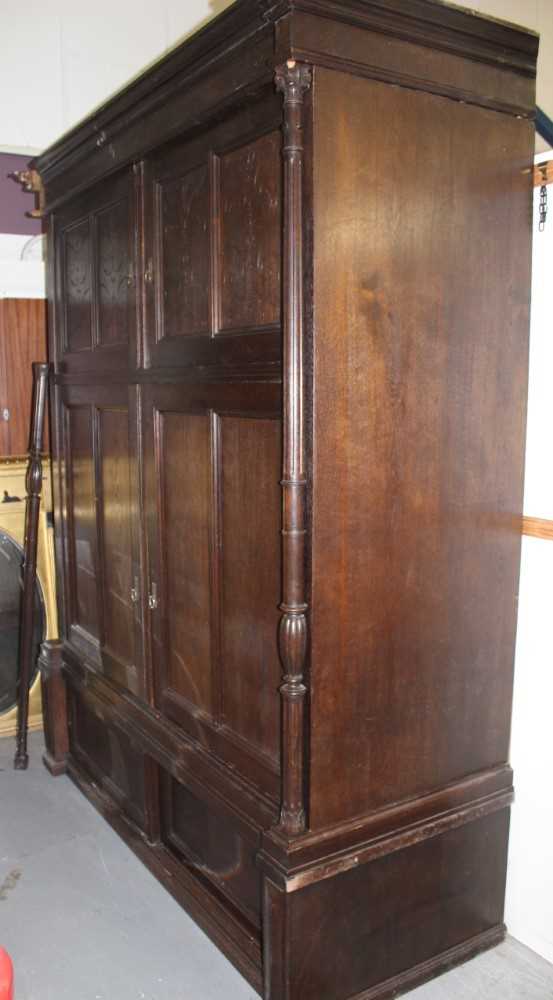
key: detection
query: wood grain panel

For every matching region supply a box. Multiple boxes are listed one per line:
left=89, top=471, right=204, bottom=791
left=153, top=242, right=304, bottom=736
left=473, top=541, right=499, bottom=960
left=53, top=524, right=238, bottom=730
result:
left=156, top=165, right=210, bottom=339
left=67, top=405, right=99, bottom=640
left=160, top=411, right=212, bottom=714
left=220, top=415, right=282, bottom=764
left=70, top=689, right=146, bottom=827
left=96, top=197, right=131, bottom=347
left=161, top=771, right=262, bottom=927
left=0, top=299, right=48, bottom=458
left=98, top=406, right=136, bottom=684
left=219, top=130, right=282, bottom=332
left=55, top=168, right=135, bottom=372
left=284, top=810, right=510, bottom=1000
left=309, top=69, right=533, bottom=828
left=64, top=218, right=93, bottom=352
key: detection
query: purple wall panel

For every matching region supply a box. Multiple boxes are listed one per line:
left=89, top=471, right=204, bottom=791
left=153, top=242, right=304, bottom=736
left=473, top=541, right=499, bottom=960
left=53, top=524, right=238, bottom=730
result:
left=0, top=153, right=42, bottom=236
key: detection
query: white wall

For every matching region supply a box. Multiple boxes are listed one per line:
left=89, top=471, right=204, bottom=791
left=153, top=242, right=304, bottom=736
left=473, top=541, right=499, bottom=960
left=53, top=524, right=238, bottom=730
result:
left=0, top=0, right=232, bottom=153
left=0, top=235, right=45, bottom=298
left=468, top=0, right=553, bottom=145
left=0, top=0, right=232, bottom=293
left=504, top=152, right=553, bottom=964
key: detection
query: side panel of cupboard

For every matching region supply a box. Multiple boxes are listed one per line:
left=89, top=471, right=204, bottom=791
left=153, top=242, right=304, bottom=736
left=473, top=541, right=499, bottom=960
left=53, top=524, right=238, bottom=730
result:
left=308, top=69, right=534, bottom=829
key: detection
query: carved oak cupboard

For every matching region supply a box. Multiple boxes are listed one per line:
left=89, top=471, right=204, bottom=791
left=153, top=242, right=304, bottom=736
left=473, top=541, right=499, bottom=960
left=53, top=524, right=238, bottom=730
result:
left=32, top=1, right=537, bottom=997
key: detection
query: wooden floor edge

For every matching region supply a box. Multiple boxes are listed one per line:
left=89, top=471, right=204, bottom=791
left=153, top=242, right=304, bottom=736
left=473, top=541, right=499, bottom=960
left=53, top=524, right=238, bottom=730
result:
left=65, top=757, right=264, bottom=996
left=347, top=924, right=507, bottom=1000
left=522, top=516, right=553, bottom=541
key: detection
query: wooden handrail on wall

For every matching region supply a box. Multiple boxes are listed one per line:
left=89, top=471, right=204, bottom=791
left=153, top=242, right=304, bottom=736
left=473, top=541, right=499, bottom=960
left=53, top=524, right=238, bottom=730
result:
left=522, top=516, right=553, bottom=541
left=534, top=160, right=553, bottom=187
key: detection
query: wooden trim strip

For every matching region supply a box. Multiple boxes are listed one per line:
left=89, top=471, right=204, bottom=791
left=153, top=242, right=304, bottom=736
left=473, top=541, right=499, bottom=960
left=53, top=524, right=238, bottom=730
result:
left=534, top=161, right=553, bottom=187
left=282, top=788, right=513, bottom=892
left=352, top=924, right=506, bottom=1000
left=522, top=515, right=553, bottom=540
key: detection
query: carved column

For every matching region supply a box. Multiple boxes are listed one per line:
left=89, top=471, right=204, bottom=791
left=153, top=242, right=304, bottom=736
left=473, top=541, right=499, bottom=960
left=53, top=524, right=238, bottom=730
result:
left=275, top=60, right=312, bottom=837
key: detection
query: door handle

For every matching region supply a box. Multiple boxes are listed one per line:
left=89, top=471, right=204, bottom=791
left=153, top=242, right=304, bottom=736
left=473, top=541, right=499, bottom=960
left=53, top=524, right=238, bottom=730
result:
left=130, top=577, right=139, bottom=604
left=148, top=581, right=158, bottom=610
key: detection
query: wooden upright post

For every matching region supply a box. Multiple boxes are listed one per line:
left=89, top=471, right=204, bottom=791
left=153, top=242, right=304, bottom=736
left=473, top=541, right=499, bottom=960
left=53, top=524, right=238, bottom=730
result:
left=275, top=61, right=312, bottom=836
left=14, top=362, right=50, bottom=770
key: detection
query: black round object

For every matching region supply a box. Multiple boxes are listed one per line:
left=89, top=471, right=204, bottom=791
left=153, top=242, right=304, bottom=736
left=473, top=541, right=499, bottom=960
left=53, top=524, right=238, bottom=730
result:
left=0, top=530, right=45, bottom=716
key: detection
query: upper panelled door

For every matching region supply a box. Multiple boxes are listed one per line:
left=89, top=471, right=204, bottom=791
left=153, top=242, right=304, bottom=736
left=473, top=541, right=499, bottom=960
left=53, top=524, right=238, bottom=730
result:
left=143, top=381, right=283, bottom=800
left=142, top=94, right=283, bottom=372
left=61, top=383, right=145, bottom=697
left=54, top=167, right=138, bottom=374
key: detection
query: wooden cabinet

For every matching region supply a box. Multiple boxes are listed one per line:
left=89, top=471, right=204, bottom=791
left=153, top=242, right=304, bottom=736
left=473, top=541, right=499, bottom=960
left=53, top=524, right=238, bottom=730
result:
left=32, top=2, right=538, bottom=998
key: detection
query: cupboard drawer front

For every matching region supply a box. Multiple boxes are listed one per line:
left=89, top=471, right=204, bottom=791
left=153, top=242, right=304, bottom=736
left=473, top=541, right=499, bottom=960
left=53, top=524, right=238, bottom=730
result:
left=69, top=689, right=146, bottom=830
left=160, top=772, right=262, bottom=929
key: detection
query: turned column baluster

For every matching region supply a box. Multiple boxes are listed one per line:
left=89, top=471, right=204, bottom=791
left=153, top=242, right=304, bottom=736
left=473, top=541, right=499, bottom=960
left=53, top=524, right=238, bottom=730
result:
left=275, top=60, right=312, bottom=837
left=14, top=362, right=50, bottom=770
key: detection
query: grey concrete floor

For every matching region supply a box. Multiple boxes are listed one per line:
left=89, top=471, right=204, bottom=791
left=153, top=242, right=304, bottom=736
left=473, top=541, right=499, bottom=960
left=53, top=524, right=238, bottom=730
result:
left=1, top=732, right=552, bottom=1000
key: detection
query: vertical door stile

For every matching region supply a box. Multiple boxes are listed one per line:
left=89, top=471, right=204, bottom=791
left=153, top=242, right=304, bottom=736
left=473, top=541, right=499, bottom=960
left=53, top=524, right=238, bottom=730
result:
left=133, top=160, right=145, bottom=371
left=90, top=210, right=99, bottom=351
left=133, top=160, right=155, bottom=705
left=62, top=401, right=74, bottom=640
left=135, top=383, right=152, bottom=707
left=210, top=151, right=222, bottom=338
left=209, top=409, right=223, bottom=724
left=92, top=402, right=107, bottom=654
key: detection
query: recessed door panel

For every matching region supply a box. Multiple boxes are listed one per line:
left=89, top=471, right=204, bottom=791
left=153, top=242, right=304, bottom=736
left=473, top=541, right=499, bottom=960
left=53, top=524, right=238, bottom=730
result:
left=64, top=219, right=93, bottom=353
left=219, top=130, right=282, bottom=333
left=142, top=97, right=283, bottom=371
left=156, top=165, right=211, bottom=340
left=159, top=410, right=213, bottom=715
left=66, top=404, right=99, bottom=641
left=219, top=415, right=282, bottom=763
left=144, top=382, right=282, bottom=797
left=97, top=197, right=132, bottom=347
left=62, top=385, right=143, bottom=694
left=98, top=403, right=142, bottom=693
left=57, top=168, right=136, bottom=372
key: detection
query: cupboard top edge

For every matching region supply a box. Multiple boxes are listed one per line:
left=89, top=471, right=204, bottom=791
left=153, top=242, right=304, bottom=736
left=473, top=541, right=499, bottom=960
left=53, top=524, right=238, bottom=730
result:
left=31, top=0, right=537, bottom=196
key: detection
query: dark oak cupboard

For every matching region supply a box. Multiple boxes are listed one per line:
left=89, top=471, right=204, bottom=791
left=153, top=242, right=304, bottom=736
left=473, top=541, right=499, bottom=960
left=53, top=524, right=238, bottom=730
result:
left=32, top=1, right=538, bottom=997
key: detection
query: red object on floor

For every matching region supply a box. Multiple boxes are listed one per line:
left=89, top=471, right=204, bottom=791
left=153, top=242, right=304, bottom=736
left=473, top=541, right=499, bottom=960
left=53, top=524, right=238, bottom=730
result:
left=0, top=948, right=13, bottom=1000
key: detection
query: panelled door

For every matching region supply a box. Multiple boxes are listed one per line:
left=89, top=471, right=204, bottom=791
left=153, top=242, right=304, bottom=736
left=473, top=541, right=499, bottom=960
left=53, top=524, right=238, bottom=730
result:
left=141, top=95, right=285, bottom=799
left=60, top=384, right=145, bottom=698
left=141, top=93, right=283, bottom=371
left=56, top=161, right=144, bottom=696
left=54, top=166, right=138, bottom=375
left=143, top=382, right=282, bottom=799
